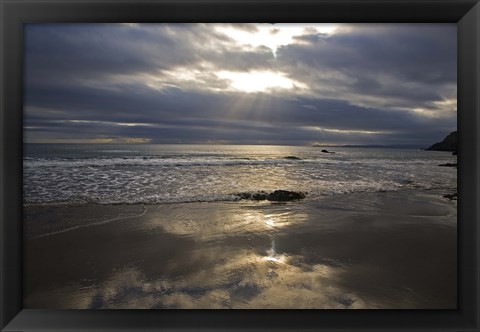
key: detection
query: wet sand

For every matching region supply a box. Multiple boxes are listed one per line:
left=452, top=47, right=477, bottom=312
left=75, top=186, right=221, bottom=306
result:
left=24, top=190, right=457, bottom=309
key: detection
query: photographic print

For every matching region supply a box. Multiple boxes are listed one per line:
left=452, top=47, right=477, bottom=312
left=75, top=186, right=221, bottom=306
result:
left=23, top=23, right=457, bottom=309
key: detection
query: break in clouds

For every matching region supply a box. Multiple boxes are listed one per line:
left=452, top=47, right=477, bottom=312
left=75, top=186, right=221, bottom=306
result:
left=24, top=23, right=457, bottom=146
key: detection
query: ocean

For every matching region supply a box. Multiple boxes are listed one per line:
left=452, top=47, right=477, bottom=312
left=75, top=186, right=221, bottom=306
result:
left=23, top=144, right=457, bottom=205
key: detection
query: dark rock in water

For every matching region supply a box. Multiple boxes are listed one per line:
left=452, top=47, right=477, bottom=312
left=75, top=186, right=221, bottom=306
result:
left=452, top=151, right=457, bottom=155
left=438, top=163, right=457, bottom=167
left=237, top=191, right=268, bottom=200
left=252, top=192, right=268, bottom=200
left=237, top=192, right=252, bottom=200
left=284, top=156, right=302, bottom=160
left=321, top=149, right=335, bottom=154
left=443, top=193, right=457, bottom=200
left=427, top=131, right=457, bottom=151
left=267, top=190, right=305, bottom=201
left=237, top=190, right=304, bottom=201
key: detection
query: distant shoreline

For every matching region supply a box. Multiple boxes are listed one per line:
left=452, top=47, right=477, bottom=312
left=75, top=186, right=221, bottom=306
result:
left=313, top=144, right=427, bottom=149
left=23, top=142, right=429, bottom=149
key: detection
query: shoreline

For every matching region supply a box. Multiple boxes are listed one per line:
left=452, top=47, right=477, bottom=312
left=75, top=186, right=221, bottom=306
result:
left=24, top=189, right=457, bottom=309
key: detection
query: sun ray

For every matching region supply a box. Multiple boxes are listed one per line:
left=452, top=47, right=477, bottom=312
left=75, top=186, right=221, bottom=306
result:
left=216, top=70, right=307, bottom=93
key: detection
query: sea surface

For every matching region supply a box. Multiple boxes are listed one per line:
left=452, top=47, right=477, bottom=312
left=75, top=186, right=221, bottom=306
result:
left=23, top=144, right=457, bottom=205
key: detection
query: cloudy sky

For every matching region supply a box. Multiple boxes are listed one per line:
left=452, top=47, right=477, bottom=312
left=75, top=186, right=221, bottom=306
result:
left=24, top=23, right=456, bottom=146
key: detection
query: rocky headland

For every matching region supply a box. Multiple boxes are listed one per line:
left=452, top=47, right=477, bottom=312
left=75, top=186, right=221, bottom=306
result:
left=426, top=131, right=457, bottom=152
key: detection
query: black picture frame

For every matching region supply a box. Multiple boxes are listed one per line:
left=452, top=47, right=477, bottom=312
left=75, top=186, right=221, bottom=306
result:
left=1, top=0, right=479, bottom=331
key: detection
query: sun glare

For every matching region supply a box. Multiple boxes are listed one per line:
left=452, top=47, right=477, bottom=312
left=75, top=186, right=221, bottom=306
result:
left=216, top=70, right=306, bottom=93
left=216, top=24, right=338, bottom=54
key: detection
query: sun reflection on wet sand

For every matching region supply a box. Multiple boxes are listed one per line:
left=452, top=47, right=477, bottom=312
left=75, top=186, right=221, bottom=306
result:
left=264, top=215, right=276, bottom=228
left=263, top=253, right=287, bottom=264
left=142, top=202, right=308, bottom=242
left=263, top=235, right=288, bottom=264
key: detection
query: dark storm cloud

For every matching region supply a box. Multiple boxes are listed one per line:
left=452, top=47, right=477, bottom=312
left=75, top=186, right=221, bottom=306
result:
left=284, top=24, right=456, bottom=84
left=24, top=84, right=455, bottom=146
left=25, top=24, right=274, bottom=89
left=24, top=23, right=456, bottom=145
left=276, top=24, right=456, bottom=110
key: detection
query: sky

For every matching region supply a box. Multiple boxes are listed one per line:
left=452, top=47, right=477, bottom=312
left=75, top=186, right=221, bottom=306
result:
left=24, top=23, right=457, bottom=146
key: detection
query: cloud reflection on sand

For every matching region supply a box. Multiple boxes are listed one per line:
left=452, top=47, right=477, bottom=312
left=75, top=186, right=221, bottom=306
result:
left=31, top=203, right=367, bottom=309
left=78, top=251, right=368, bottom=309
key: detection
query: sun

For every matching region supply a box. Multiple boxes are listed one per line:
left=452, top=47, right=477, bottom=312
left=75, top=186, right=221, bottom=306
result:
left=216, top=23, right=338, bottom=54
left=216, top=70, right=306, bottom=93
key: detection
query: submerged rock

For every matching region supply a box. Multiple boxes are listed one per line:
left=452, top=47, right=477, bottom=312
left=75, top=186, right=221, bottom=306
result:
left=438, top=163, right=457, bottom=167
left=267, top=190, right=306, bottom=201
left=236, top=190, right=305, bottom=201
left=321, top=149, right=335, bottom=154
left=252, top=192, right=268, bottom=200
left=237, top=191, right=268, bottom=201
left=237, top=192, right=252, bottom=200
left=443, top=193, right=457, bottom=200
left=284, top=156, right=302, bottom=160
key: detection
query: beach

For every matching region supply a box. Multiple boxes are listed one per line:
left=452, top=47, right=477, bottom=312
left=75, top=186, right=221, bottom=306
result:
left=24, top=189, right=457, bottom=309
left=21, top=22, right=458, bottom=312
